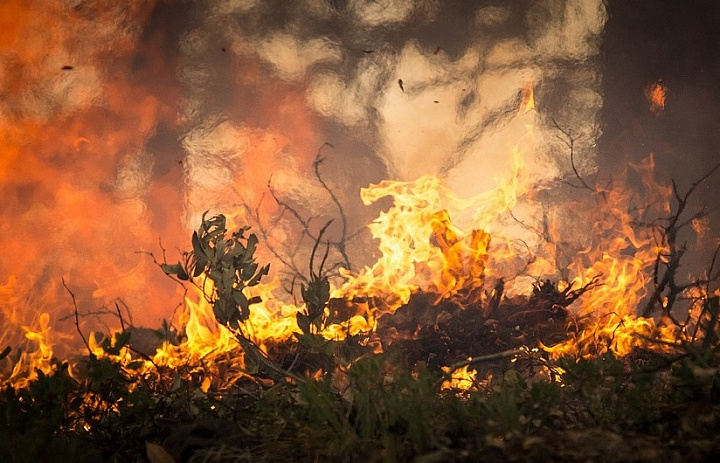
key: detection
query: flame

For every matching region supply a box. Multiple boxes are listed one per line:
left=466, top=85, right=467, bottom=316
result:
left=0, top=0, right=190, bottom=388
left=2, top=139, right=707, bottom=391
left=441, top=364, right=478, bottom=391
left=337, top=148, right=531, bottom=313
left=1, top=148, right=708, bottom=392
left=645, top=81, right=667, bottom=114
left=0, top=6, right=710, bottom=395
left=519, top=81, right=535, bottom=114
left=544, top=156, right=681, bottom=357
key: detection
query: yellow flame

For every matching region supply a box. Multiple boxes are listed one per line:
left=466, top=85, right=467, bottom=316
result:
left=337, top=149, right=529, bottom=313
left=2, top=131, right=710, bottom=391
left=441, top=364, right=478, bottom=391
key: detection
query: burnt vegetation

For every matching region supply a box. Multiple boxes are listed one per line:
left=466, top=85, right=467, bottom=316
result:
left=2, top=163, right=720, bottom=463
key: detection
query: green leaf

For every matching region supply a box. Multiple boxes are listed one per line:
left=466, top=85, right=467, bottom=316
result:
left=208, top=268, right=223, bottom=284
left=160, top=263, right=183, bottom=276
left=193, top=255, right=207, bottom=277
left=297, top=313, right=311, bottom=335
left=246, top=233, right=258, bottom=257
left=213, top=299, right=233, bottom=326
left=246, top=264, right=270, bottom=287
left=115, top=330, right=131, bottom=349
left=221, top=267, right=235, bottom=291
left=241, top=262, right=258, bottom=281
left=102, top=330, right=131, bottom=356
left=191, top=230, right=204, bottom=258
left=232, top=289, right=249, bottom=310
left=177, top=265, right=189, bottom=281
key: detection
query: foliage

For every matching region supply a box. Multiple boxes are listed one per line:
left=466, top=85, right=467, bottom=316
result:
left=2, top=336, right=720, bottom=462
left=161, top=212, right=270, bottom=329
left=3, top=215, right=720, bottom=462
left=296, top=221, right=333, bottom=337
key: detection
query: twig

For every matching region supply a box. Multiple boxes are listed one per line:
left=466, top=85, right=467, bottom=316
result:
left=267, top=180, right=314, bottom=235
left=232, top=333, right=306, bottom=385
left=642, top=162, right=720, bottom=318
left=313, top=143, right=352, bottom=270
left=309, top=220, right=333, bottom=278
left=114, top=302, right=126, bottom=331
left=62, top=278, right=91, bottom=353
left=250, top=197, right=309, bottom=288
left=551, top=117, right=595, bottom=192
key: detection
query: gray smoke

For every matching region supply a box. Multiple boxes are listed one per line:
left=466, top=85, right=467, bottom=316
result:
left=179, top=0, right=607, bottom=274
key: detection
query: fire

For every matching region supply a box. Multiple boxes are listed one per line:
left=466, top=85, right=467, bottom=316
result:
left=441, top=363, right=478, bottom=391
left=645, top=80, right=667, bottom=114
left=519, top=81, right=536, bottom=114
left=3, top=138, right=698, bottom=391
left=0, top=143, right=711, bottom=391
left=337, top=148, right=531, bottom=313
left=0, top=0, right=189, bottom=389
left=0, top=10, right=711, bottom=396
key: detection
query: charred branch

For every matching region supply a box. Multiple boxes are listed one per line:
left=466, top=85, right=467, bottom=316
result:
left=642, top=161, right=720, bottom=319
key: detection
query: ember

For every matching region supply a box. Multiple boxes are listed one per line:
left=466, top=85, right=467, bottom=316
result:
left=646, top=81, right=667, bottom=114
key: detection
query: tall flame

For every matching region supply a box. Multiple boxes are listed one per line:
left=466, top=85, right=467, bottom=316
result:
left=337, top=149, right=530, bottom=313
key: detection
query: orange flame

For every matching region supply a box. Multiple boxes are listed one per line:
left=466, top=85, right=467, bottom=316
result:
left=645, top=81, right=667, bottom=114
left=0, top=8, right=710, bottom=395
left=520, top=81, right=536, bottom=114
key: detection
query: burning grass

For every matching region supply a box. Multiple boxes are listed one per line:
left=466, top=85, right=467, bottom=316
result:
left=2, top=155, right=720, bottom=462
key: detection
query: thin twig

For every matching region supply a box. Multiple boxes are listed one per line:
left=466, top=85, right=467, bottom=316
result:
left=313, top=143, right=352, bottom=269
left=551, top=117, right=595, bottom=192
left=62, top=278, right=91, bottom=353
left=309, top=220, right=333, bottom=278
left=642, top=162, right=720, bottom=318
left=114, top=303, right=126, bottom=331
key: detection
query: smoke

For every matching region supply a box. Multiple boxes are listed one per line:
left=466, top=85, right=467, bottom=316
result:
left=181, top=0, right=607, bottom=264
left=0, top=0, right=606, bottom=348
left=0, top=0, right=184, bottom=340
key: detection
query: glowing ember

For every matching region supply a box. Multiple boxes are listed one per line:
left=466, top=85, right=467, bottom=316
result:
left=645, top=80, right=667, bottom=114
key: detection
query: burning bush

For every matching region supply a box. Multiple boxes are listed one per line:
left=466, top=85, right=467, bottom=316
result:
left=3, top=159, right=720, bottom=461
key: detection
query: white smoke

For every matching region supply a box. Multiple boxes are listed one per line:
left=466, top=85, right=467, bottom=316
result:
left=182, top=0, right=606, bottom=212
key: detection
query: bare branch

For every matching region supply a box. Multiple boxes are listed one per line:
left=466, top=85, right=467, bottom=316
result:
left=642, top=161, right=720, bottom=318
left=551, top=117, right=595, bottom=192
left=62, top=278, right=91, bottom=353
left=313, top=143, right=352, bottom=270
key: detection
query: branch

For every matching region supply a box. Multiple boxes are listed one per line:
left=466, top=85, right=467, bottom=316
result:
left=313, top=143, right=352, bottom=270
left=551, top=117, right=595, bottom=192
left=62, top=278, right=91, bottom=353
left=642, top=162, right=720, bottom=318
